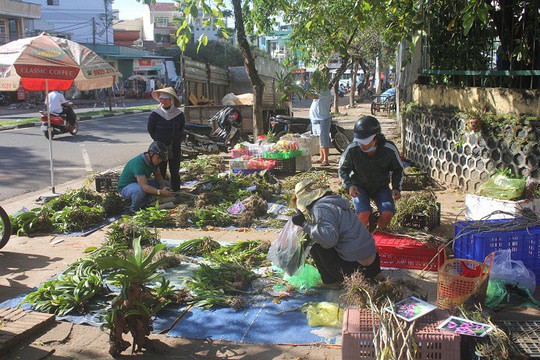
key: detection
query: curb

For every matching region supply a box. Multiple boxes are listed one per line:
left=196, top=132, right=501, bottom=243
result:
left=0, top=109, right=152, bottom=132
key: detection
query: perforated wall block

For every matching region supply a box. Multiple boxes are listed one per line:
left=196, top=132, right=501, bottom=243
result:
left=403, top=108, right=539, bottom=192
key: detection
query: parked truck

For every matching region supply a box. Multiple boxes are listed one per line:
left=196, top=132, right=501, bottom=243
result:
left=180, top=56, right=290, bottom=135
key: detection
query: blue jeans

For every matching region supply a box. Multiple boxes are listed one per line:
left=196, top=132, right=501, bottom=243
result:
left=119, top=179, right=167, bottom=212
left=352, top=185, right=396, bottom=214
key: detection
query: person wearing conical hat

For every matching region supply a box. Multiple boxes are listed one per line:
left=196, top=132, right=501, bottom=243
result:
left=147, top=87, right=185, bottom=191
left=290, top=180, right=383, bottom=286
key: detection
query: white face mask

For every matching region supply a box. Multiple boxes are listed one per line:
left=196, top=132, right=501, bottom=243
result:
left=361, top=144, right=377, bottom=153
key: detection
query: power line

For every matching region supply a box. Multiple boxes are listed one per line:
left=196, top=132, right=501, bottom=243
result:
left=45, top=20, right=92, bottom=32
left=40, top=7, right=91, bottom=21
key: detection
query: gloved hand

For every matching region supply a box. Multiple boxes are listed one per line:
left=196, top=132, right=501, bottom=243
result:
left=291, top=210, right=306, bottom=227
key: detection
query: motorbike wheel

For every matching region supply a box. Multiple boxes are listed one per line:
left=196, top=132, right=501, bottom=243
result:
left=332, top=129, right=351, bottom=154
left=0, top=206, right=11, bottom=250
left=70, top=121, right=79, bottom=135
left=44, top=130, right=54, bottom=139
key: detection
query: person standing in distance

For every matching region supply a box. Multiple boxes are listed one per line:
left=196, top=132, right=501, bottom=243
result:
left=338, top=116, right=404, bottom=230
left=147, top=87, right=185, bottom=192
left=307, top=70, right=333, bottom=166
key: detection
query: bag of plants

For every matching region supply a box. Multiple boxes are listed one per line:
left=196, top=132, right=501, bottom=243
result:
left=477, top=172, right=525, bottom=200
left=268, top=219, right=311, bottom=276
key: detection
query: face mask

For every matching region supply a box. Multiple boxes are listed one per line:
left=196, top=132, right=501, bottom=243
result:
left=361, top=144, right=377, bottom=153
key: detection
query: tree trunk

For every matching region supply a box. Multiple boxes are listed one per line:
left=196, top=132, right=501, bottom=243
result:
left=332, top=81, right=339, bottom=113
left=349, top=60, right=358, bottom=107
left=232, top=0, right=265, bottom=138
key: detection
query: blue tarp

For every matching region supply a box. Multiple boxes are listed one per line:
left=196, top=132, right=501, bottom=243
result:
left=166, top=294, right=341, bottom=344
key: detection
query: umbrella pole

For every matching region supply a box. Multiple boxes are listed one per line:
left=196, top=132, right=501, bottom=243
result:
left=46, top=79, right=55, bottom=193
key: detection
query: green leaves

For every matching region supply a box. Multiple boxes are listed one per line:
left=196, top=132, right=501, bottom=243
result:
left=21, top=258, right=104, bottom=316
left=96, top=237, right=167, bottom=287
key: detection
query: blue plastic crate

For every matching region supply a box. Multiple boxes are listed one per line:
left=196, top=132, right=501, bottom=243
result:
left=453, top=219, right=540, bottom=284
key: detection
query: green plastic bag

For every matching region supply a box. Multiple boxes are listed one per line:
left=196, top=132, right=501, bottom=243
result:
left=485, top=279, right=540, bottom=309
left=283, top=263, right=322, bottom=290
left=304, top=302, right=344, bottom=327
left=477, top=173, right=525, bottom=200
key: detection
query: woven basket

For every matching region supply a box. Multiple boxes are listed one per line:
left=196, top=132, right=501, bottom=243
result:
left=436, top=253, right=493, bottom=309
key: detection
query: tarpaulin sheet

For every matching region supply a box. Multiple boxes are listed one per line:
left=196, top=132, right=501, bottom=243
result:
left=167, top=294, right=342, bottom=345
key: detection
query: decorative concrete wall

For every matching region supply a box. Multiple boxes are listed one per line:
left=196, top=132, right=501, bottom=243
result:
left=403, top=106, right=540, bottom=192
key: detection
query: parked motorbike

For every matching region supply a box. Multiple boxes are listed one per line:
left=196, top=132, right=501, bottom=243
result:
left=40, top=105, right=78, bottom=139
left=268, top=115, right=352, bottom=153
left=181, top=107, right=247, bottom=156
left=0, top=205, right=11, bottom=249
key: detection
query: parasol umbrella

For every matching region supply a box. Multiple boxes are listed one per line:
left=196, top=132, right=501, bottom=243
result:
left=0, top=33, right=121, bottom=193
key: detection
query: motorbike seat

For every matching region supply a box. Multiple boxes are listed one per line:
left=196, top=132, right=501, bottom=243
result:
left=40, top=110, right=62, bottom=116
left=184, top=122, right=212, bottom=131
left=274, top=115, right=311, bottom=124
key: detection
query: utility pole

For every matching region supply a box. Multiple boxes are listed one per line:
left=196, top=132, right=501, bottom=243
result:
left=103, top=0, right=112, bottom=111
left=92, top=17, right=96, bottom=47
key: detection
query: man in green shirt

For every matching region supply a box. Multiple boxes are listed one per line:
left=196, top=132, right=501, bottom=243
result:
left=118, top=141, right=175, bottom=211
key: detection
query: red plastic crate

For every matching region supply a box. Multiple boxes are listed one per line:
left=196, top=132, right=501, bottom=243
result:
left=373, top=231, right=444, bottom=271
left=342, top=308, right=461, bottom=360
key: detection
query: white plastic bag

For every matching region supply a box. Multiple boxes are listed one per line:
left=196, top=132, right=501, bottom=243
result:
left=489, top=249, right=536, bottom=293
left=267, top=219, right=310, bottom=276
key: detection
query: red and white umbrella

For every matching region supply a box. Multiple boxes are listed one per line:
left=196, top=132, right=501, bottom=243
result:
left=0, top=33, right=121, bottom=193
left=0, top=32, right=120, bottom=91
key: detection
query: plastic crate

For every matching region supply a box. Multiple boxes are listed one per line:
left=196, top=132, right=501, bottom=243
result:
left=265, top=157, right=296, bottom=176
left=342, top=308, right=461, bottom=360
left=95, top=176, right=119, bottom=193
left=453, top=219, right=540, bottom=284
left=495, top=321, right=540, bottom=358
left=373, top=231, right=444, bottom=271
left=402, top=171, right=429, bottom=191
left=402, top=203, right=441, bottom=230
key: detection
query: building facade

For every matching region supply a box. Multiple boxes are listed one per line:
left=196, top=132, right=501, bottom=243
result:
left=33, top=0, right=115, bottom=44
left=142, top=2, right=218, bottom=50
left=0, top=0, right=41, bottom=45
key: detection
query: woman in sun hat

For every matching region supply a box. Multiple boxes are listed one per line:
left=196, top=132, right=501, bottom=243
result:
left=290, top=179, right=384, bottom=286
left=147, top=87, right=185, bottom=192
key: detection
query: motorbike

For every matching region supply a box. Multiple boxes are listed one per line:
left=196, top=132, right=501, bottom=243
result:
left=0, top=205, right=11, bottom=249
left=268, top=115, right=352, bottom=154
left=40, top=105, right=78, bottom=139
left=181, top=107, right=248, bottom=156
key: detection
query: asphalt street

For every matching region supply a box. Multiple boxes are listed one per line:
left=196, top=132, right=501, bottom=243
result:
left=0, top=98, right=155, bottom=123
left=0, top=112, right=152, bottom=201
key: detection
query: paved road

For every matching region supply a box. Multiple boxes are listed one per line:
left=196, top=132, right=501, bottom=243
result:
left=0, top=99, right=155, bottom=122
left=0, top=112, right=151, bottom=201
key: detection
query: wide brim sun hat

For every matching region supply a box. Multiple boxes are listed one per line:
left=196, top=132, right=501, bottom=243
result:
left=152, top=87, right=181, bottom=108
left=294, top=180, right=332, bottom=213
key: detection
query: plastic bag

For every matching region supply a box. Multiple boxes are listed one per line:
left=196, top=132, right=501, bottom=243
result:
left=267, top=219, right=310, bottom=276
left=477, top=173, right=525, bottom=200
left=304, top=302, right=344, bottom=327
left=489, top=249, right=536, bottom=293
left=485, top=279, right=540, bottom=309
left=283, top=264, right=322, bottom=290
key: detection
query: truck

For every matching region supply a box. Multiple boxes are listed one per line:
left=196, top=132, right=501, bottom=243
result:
left=180, top=56, right=290, bottom=135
